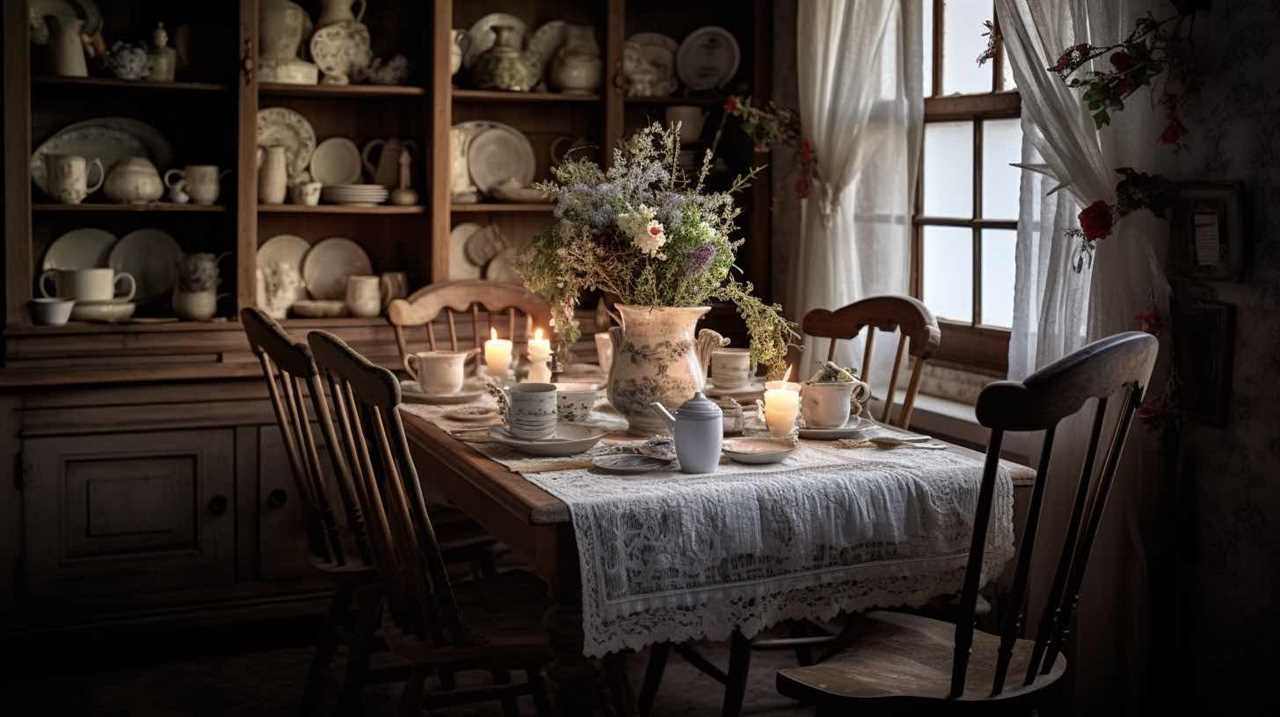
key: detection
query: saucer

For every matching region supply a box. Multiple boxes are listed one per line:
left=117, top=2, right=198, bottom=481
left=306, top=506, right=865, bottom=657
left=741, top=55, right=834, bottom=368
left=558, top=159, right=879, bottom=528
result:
left=592, top=454, right=673, bottom=474
left=400, top=379, right=484, bottom=405
left=722, top=436, right=797, bottom=464
left=797, top=414, right=872, bottom=441
left=488, top=423, right=607, bottom=457
left=442, top=405, right=501, bottom=423
left=705, top=380, right=766, bottom=399
left=70, top=300, right=136, bottom=323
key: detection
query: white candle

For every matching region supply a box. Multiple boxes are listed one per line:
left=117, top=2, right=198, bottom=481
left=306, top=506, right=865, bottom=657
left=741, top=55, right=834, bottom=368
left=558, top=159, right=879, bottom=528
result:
left=528, top=327, right=551, bottom=362
left=484, top=327, right=513, bottom=377
left=763, top=380, right=801, bottom=437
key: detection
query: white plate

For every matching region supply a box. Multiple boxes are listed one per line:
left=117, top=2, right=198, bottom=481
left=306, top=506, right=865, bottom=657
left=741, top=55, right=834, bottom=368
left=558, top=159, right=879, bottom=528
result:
left=42, top=228, right=116, bottom=270
left=489, top=423, right=607, bottom=457
left=30, top=0, right=102, bottom=44
left=592, top=454, right=672, bottom=474
left=467, top=126, right=535, bottom=193
left=722, top=437, right=797, bottom=464
left=70, top=300, right=135, bottom=323
left=704, top=380, right=765, bottom=399
left=108, top=229, right=181, bottom=304
left=257, top=107, right=316, bottom=182
left=676, top=26, right=740, bottom=90
left=483, top=246, right=521, bottom=283
left=31, top=117, right=172, bottom=196
left=310, top=137, right=363, bottom=185
left=400, top=380, right=484, bottom=405
left=797, top=414, right=873, bottom=441
left=301, top=237, right=372, bottom=300
left=309, top=20, right=372, bottom=80
left=448, top=222, right=483, bottom=280
left=258, top=234, right=311, bottom=304
left=465, top=13, right=527, bottom=68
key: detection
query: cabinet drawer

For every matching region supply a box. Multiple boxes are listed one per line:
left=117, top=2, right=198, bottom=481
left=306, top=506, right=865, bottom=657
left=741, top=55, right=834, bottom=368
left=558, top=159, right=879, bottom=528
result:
left=24, top=430, right=236, bottom=599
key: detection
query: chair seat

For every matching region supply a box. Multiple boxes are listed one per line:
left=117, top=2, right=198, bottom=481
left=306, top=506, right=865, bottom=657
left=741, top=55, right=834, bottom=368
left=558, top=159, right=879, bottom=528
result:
left=776, top=611, right=1066, bottom=709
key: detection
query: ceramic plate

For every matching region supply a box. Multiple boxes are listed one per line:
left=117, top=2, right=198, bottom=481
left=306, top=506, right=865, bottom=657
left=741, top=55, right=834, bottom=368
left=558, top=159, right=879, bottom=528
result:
left=483, top=246, right=521, bottom=283
left=467, top=126, right=535, bottom=193
left=489, top=423, right=607, bottom=457
left=527, top=20, right=567, bottom=74
left=704, top=380, right=766, bottom=399
left=108, top=228, right=181, bottom=304
left=448, top=222, right=483, bottom=280
left=310, top=137, right=362, bottom=185
left=301, top=237, right=372, bottom=300
left=291, top=299, right=346, bottom=318
left=257, top=107, right=316, bottom=182
left=676, top=26, right=740, bottom=90
left=31, top=117, right=172, bottom=196
left=400, top=380, right=484, bottom=405
left=42, top=228, right=116, bottom=270
left=592, top=454, right=672, bottom=474
left=442, top=405, right=501, bottom=423
left=258, top=234, right=311, bottom=303
left=465, top=13, right=527, bottom=68
left=29, top=0, right=102, bottom=45
left=798, top=414, right=873, bottom=441
left=310, top=21, right=372, bottom=80
left=722, top=437, right=797, bottom=465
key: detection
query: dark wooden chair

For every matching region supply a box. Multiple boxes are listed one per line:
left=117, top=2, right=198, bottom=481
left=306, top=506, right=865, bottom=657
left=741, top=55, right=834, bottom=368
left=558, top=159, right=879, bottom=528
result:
left=801, top=295, right=942, bottom=428
left=306, top=329, right=552, bottom=717
left=387, top=280, right=551, bottom=367
left=774, top=331, right=1159, bottom=716
left=241, top=309, right=499, bottom=715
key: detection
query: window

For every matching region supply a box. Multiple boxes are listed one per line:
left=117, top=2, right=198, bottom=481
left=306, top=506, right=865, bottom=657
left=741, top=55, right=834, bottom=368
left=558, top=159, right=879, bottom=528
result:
left=915, top=0, right=1020, bottom=374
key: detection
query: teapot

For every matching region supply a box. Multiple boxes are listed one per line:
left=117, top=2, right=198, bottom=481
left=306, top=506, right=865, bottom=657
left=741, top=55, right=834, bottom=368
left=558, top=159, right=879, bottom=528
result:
left=651, top=392, right=723, bottom=474
left=471, top=25, right=539, bottom=92
left=363, top=138, right=417, bottom=189
left=103, top=157, right=164, bottom=204
left=549, top=25, right=602, bottom=94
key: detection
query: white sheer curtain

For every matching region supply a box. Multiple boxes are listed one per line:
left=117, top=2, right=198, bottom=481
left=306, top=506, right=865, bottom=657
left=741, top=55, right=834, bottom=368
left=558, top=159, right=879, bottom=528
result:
left=789, top=0, right=923, bottom=378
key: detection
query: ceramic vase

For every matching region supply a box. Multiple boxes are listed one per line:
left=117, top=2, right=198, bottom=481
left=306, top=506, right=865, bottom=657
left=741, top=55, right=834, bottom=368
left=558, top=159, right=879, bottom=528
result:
left=605, top=304, right=726, bottom=435
left=260, top=0, right=308, bottom=61
left=472, top=25, right=538, bottom=92
left=47, top=16, right=88, bottom=77
left=257, top=146, right=288, bottom=204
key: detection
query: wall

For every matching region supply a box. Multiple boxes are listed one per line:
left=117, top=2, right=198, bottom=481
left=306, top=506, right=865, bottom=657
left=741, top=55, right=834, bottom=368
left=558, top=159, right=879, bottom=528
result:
left=1172, top=1, right=1280, bottom=712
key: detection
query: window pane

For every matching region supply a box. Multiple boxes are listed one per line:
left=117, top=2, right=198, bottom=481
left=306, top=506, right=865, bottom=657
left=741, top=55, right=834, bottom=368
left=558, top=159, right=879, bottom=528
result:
left=942, top=0, right=992, bottom=94
left=923, top=0, right=934, bottom=96
left=981, top=229, right=1016, bottom=328
left=981, top=118, right=1022, bottom=220
left=923, top=226, right=973, bottom=323
left=923, top=122, right=973, bottom=218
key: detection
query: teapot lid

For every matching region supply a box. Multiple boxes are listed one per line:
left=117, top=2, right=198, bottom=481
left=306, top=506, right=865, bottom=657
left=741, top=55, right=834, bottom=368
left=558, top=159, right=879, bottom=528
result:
left=676, top=391, right=722, bottom=420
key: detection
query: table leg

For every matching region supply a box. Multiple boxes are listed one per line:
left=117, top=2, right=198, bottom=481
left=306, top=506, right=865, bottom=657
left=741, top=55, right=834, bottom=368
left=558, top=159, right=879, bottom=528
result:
left=544, top=528, right=597, bottom=717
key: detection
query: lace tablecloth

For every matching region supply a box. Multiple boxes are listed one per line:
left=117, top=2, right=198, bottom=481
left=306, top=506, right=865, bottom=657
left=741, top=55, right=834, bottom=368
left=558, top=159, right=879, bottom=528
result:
left=400, top=402, right=1015, bottom=657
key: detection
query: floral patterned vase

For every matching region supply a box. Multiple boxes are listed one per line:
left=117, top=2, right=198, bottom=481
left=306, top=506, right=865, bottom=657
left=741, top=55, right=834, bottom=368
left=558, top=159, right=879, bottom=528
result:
left=607, top=304, right=727, bottom=436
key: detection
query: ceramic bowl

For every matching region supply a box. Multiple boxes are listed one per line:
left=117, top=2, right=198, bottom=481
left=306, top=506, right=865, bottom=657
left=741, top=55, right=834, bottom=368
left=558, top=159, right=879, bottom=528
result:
left=29, top=297, right=74, bottom=326
left=722, top=436, right=797, bottom=465
left=290, top=299, right=347, bottom=318
left=69, top=300, right=136, bottom=323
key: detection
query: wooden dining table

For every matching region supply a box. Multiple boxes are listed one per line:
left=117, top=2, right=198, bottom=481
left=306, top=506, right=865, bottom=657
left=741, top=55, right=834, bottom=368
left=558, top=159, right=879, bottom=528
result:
left=400, top=406, right=1035, bottom=717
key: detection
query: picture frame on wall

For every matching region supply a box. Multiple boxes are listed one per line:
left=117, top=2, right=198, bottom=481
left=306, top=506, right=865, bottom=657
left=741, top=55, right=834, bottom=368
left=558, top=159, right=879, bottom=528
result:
left=1169, top=182, right=1246, bottom=281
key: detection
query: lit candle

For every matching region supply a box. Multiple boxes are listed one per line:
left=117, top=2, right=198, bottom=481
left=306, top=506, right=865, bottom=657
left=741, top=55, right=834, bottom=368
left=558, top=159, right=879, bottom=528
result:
left=763, top=372, right=801, bottom=437
left=484, top=327, right=513, bottom=378
left=528, top=327, right=551, bottom=362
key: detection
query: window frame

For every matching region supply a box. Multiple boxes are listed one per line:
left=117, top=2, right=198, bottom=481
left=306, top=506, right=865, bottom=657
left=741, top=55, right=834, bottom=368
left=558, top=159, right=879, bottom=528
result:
left=912, top=1, right=1018, bottom=375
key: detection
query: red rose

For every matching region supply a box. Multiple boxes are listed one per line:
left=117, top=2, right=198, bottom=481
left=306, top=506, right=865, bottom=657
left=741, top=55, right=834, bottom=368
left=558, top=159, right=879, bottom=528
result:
left=723, top=96, right=740, bottom=114
left=1078, top=200, right=1114, bottom=241
left=1109, top=50, right=1135, bottom=72
left=1159, top=118, right=1186, bottom=145
left=799, top=138, right=814, bottom=162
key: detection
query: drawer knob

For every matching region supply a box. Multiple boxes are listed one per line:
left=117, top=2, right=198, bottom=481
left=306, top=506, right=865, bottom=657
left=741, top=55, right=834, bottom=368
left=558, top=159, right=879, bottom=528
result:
left=268, top=488, right=289, bottom=509
left=207, top=494, right=229, bottom=516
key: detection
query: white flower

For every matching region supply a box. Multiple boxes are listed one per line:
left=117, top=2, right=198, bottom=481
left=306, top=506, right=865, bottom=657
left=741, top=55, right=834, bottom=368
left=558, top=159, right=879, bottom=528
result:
left=617, top=205, right=667, bottom=258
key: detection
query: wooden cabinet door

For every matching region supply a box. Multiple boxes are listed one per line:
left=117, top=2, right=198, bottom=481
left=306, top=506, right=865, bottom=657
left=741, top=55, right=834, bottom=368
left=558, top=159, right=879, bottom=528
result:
left=23, top=430, right=236, bottom=598
left=256, top=425, right=319, bottom=580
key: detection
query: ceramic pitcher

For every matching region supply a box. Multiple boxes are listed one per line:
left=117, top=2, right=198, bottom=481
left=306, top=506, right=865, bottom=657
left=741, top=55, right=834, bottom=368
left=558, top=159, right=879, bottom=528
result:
left=550, top=25, right=602, bottom=94
left=316, top=0, right=365, bottom=28
left=472, top=25, right=539, bottom=92
left=259, top=0, right=310, bottom=61
left=257, top=146, right=288, bottom=204
left=47, top=16, right=88, bottom=77
left=362, top=139, right=417, bottom=189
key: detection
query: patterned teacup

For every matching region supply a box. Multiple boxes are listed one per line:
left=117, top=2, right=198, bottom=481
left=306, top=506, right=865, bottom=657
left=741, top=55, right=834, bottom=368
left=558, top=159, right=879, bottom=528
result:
left=506, top=383, right=558, bottom=440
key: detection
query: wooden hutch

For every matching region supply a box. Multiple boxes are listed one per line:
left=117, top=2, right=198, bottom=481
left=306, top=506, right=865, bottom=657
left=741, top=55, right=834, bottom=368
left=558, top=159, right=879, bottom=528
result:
left=0, top=0, right=772, bottom=633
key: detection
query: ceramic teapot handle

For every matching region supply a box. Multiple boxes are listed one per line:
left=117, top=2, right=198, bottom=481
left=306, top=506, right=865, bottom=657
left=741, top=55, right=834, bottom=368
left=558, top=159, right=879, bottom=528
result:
left=86, top=158, right=105, bottom=194
left=353, top=0, right=366, bottom=23
left=362, top=139, right=384, bottom=180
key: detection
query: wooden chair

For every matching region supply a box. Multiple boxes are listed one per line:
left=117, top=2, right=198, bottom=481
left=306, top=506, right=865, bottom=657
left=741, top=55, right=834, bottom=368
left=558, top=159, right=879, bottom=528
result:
left=801, top=295, right=942, bottom=428
left=241, top=309, right=498, bottom=715
left=306, top=329, right=552, bottom=717
left=387, top=280, right=551, bottom=366
left=774, top=331, right=1159, bottom=716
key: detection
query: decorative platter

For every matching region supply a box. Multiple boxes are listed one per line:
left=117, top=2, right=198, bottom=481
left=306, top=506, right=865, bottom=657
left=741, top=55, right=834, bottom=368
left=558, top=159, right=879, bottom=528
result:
left=301, top=237, right=372, bottom=300
left=309, top=20, right=372, bottom=81
left=626, top=33, right=680, bottom=96
left=676, top=26, right=740, bottom=90
left=310, top=137, right=363, bottom=185
left=257, top=107, right=316, bottom=182
left=464, top=13, right=527, bottom=68
left=258, top=234, right=311, bottom=303
left=42, top=228, right=116, bottom=270
left=108, top=228, right=182, bottom=304
left=31, top=117, right=172, bottom=196
left=467, top=125, right=536, bottom=193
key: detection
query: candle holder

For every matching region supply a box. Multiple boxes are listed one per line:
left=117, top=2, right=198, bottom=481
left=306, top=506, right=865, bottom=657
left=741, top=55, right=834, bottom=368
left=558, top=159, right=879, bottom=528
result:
left=762, top=380, right=802, bottom=438
left=526, top=355, right=552, bottom=383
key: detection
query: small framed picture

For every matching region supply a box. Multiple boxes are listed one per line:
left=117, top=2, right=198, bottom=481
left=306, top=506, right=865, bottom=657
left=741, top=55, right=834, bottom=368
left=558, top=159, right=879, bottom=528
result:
left=1169, top=182, right=1246, bottom=281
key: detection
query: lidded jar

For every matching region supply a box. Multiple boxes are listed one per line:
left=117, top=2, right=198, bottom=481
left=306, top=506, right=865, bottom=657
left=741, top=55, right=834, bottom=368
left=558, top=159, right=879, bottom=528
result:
left=651, top=391, right=723, bottom=474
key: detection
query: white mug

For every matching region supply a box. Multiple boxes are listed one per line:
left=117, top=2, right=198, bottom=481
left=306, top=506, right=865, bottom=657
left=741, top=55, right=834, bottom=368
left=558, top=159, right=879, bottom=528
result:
left=39, top=267, right=135, bottom=303
left=404, top=350, right=470, bottom=395
left=344, top=275, right=381, bottom=318
left=506, top=383, right=557, bottom=440
left=711, top=348, right=752, bottom=388
left=47, top=154, right=104, bottom=204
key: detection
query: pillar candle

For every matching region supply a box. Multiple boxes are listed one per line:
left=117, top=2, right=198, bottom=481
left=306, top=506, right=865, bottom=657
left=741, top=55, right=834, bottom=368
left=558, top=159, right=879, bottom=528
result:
left=484, top=327, right=513, bottom=377
left=763, top=380, right=802, bottom=437
left=528, top=327, right=551, bottom=362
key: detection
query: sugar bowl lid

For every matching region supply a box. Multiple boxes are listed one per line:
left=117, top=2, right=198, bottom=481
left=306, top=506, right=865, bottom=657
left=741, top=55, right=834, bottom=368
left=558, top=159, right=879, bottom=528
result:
left=676, top=391, right=722, bottom=420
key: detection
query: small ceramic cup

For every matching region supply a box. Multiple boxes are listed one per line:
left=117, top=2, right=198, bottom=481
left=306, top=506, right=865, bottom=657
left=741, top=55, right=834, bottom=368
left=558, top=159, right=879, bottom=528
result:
left=290, top=180, right=322, bottom=206
left=711, top=348, right=753, bottom=388
left=29, top=297, right=75, bottom=326
left=554, top=382, right=599, bottom=423
left=46, top=154, right=104, bottom=205
left=404, top=350, right=470, bottom=395
left=801, top=379, right=874, bottom=428
left=506, top=383, right=558, bottom=440
left=344, top=275, right=381, bottom=318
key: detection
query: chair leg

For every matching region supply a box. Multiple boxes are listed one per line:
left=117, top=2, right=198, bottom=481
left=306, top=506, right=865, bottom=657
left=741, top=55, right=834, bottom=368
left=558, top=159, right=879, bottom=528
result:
left=721, top=630, right=752, bottom=717
left=528, top=666, right=552, bottom=717
left=337, top=586, right=382, bottom=716
left=787, top=621, right=816, bottom=667
left=602, top=652, right=636, bottom=717
left=637, top=643, right=670, bottom=717
left=302, top=584, right=353, bottom=717
left=398, top=666, right=428, bottom=717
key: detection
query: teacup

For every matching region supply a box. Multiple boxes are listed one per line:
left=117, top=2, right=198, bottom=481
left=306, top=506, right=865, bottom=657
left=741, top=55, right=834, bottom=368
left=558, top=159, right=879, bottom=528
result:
left=404, top=350, right=470, bottom=395
left=506, top=383, right=557, bottom=440
left=29, top=297, right=75, bottom=326
left=554, top=382, right=600, bottom=423
left=47, top=154, right=104, bottom=204
left=711, top=348, right=752, bottom=389
left=801, top=379, right=873, bottom=428
left=290, top=180, right=322, bottom=206
left=344, top=275, right=381, bottom=318
left=39, top=267, right=135, bottom=303
left=165, top=165, right=229, bottom=206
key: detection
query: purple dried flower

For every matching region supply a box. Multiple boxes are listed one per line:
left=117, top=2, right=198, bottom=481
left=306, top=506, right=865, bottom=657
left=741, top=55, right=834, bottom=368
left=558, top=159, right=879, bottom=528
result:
left=684, top=243, right=716, bottom=278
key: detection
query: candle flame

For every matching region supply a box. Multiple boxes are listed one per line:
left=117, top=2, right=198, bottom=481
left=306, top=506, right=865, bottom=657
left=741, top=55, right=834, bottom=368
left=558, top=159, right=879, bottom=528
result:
left=490, top=327, right=498, bottom=341
left=533, top=327, right=544, bottom=340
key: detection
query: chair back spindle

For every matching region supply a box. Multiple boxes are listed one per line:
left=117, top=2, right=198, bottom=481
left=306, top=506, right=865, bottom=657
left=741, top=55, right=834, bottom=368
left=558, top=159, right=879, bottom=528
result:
left=387, top=280, right=551, bottom=368
left=944, top=331, right=1158, bottom=698
left=802, top=295, right=941, bottom=428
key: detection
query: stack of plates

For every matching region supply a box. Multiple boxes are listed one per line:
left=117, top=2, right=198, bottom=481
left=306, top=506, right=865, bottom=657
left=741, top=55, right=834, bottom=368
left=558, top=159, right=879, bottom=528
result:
left=321, top=183, right=388, bottom=206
